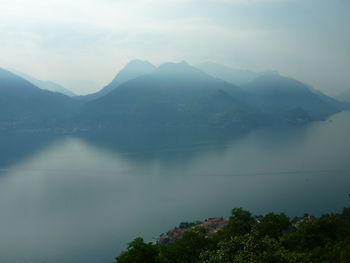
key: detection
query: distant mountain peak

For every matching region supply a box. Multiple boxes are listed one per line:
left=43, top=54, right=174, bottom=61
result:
left=122, top=59, right=155, bottom=69
left=80, top=60, right=156, bottom=101
left=179, top=60, right=189, bottom=65
left=0, top=68, right=40, bottom=92
left=111, top=59, right=156, bottom=84
left=158, top=61, right=189, bottom=68
left=5, top=68, right=76, bottom=97
left=0, top=67, right=21, bottom=78
left=249, top=74, right=305, bottom=90
left=0, top=67, right=17, bottom=80
left=155, top=61, right=210, bottom=79
left=262, top=70, right=280, bottom=76
left=195, top=62, right=280, bottom=85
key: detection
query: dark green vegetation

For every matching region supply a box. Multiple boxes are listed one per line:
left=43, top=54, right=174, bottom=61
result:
left=115, top=207, right=350, bottom=263
left=1, top=61, right=349, bottom=132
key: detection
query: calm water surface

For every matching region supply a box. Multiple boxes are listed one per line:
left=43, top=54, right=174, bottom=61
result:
left=0, top=111, right=350, bottom=263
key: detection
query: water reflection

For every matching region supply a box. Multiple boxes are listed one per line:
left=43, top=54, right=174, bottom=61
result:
left=0, top=112, right=349, bottom=263
left=0, top=132, right=58, bottom=172
left=76, top=126, right=246, bottom=165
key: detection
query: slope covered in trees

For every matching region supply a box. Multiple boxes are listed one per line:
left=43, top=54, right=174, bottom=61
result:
left=115, top=205, right=350, bottom=263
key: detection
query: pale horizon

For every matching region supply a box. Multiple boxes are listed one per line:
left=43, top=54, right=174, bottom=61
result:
left=1, top=0, right=349, bottom=95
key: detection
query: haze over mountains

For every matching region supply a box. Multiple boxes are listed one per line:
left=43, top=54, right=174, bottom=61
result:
left=81, top=61, right=260, bottom=129
left=0, top=68, right=78, bottom=130
left=82, top=60, right=156, bottom=101
left=7, top=69, right=76, bottom=97
left=336, top=90, right=350, bottom=103
left=0, top=60, right=349, bottom=132
left=195, top=61, right=276, bottom=86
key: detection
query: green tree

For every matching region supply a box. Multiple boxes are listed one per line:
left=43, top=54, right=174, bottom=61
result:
left=115, top=237, right=158, bottom=263
left=200, top=233, right=310, bottom=263
left=115, top=204, right=350, bottom=263
left=223, top=208, right=256, bottom=238
left=254, top=213, right=291, bottom=239
left=158, top=227, right=213, bottom=263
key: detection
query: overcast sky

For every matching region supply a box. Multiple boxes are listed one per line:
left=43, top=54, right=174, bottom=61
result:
left=0, top=0, right=349, bottom=95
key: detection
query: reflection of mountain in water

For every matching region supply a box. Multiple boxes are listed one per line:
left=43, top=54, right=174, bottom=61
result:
left=0, top=122, right=313, bottom=171
left=0, top=132, right=58, bottom=171
left=76, top=127, right=245, bottom=165
left=3, top=112, right=346, bottom=172
left=76, top=123, right=312, bottom=167
left=0, top=128, right=248, bottom=171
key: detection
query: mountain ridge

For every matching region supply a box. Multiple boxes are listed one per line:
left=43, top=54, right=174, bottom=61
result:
left=0, top=68, right=79, bottom=130
left=195, top=61, right=278, bottom=85
left=1, top=61, right=348, bottom=132
left=7, top=69, right=76, bottom=97
left=81, top=59, right=156, bottom=101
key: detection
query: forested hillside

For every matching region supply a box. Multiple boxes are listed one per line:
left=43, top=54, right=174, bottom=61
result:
left=115, top=204, right=350, bottom=263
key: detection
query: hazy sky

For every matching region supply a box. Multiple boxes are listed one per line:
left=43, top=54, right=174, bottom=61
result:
left=0, top=0, right=349, bottom=95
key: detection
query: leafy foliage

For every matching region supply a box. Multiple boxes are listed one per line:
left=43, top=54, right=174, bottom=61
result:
left=115, top=205, right=350, bottom=263
left=115, top=238, right=158, bottom=263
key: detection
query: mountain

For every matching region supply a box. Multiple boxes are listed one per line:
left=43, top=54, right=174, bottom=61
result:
left=7, top=69, right=76, bottom=96
left=243, top=74, right=344, bottom=121
left=195, top=61, right=276, bottom=85
left=77, top=61, right=348, bottom=129
left=82, top=59, right=156, bottom=101
left=196, top=62, right=348, bottom=122
left=1, top=61, right=347, bottom=132
left=308, top=88, right=350, bottom=112
left=335, top=90, right=350, bottom=103
left=0, top=68, right=78, bottom=130
left=80, top=61, right=263, bottom=129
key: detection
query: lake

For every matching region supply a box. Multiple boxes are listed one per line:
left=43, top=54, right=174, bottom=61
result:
left=0, top=111, right=350, bottom=263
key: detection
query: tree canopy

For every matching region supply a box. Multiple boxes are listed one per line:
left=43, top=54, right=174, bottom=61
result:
left=114, top=206, right=350, bottom=263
